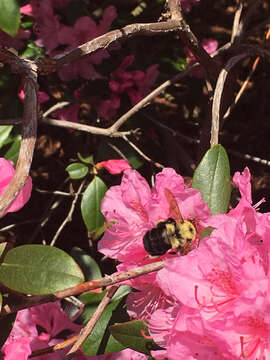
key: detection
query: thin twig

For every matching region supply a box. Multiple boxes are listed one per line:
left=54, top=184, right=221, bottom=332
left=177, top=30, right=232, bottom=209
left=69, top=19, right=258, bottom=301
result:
left=228, top=149, right=270, bottom=168
left=0, top=260, right=164, bottom=317
left=123, top=135, right=164, bottom=168
left=50, top=180, right=86, bottom=246
left=222, top=27, right=270, bottom=124
left=29, top=179, right=69, bottom=243
left=211, top=53, right=248, bottom=146
left=231, top=0, right=244, bottom=42
left=37, top=20, right=186, bottom=74
left=41, top=117, right=139, bottom=137
left=43, top=101, right=70, bottom=117
left=65, top=286, right=119, bottom=359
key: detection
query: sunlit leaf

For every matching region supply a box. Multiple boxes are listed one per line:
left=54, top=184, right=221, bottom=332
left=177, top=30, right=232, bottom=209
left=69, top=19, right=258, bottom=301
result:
left=0, top=0, right=20, bottom=37
left=81, top=176, right=107, bottom=232
left=0, top=245, right=84, bottom=295
left=192, top=145, right=231, bottom=215
left=66, top=162, right=88, bottom=179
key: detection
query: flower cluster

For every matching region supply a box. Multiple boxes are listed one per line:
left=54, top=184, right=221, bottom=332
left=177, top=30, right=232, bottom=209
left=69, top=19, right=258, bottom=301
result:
left=99, top=167, right=270, bottom=359
left=3, top=301, right=145, bottom=360
left=97, top=55, right=159, bottom=120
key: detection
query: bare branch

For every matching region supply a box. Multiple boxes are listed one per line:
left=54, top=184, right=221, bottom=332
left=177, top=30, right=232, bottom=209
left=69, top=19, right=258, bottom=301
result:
left=65, top=286, right=119, bottom=359
left=0, top=260, right=164, bottom=317
left=0, top=50, right=38, bottom=217
left=37, top=20, right=184, bottom=74
left=211, top=53, right=247, bottom=146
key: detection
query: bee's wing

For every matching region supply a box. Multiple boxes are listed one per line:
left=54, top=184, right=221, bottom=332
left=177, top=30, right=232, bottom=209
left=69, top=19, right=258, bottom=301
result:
left=164, top=188, right=184, bottom=222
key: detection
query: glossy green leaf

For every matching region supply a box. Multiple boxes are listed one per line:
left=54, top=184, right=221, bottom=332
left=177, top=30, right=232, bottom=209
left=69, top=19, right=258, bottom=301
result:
left=110, top=320, right=160, bottom=356
left=81, top=176, right=107, bottom=232
left=0, top=245, right=84, bottom=295
left=0, top=126, right=13, bottom=149
left=192, top=145, right=231, bottom=215
left=80, top=286, right=131, bottom=355
left=0, top=0, right=20, bottom=36
left=77, top=152, right=94, bottom=165
left=0, top=313, right=16, bottom=347
left=71, top=247, right=102, bottom=281
left=66, top=162, right=89, bottom=179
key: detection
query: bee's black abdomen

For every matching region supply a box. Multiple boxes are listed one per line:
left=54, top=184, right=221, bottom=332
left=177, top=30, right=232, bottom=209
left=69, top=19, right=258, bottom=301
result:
left=143, top=220, right=172, bottom=256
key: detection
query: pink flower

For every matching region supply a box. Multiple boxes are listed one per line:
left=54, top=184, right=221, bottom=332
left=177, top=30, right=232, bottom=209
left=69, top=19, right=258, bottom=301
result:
left=186, top=38, right=218, bottom=78
left=0, top=158, right=32, bottom=216
left=97, top=56, right=159, bottom=120
left=96, top=159, right=131, bottom=174
left=57, top=6, right=117, bottom=81
left=31, top=0, right=63, bottom=54
left=99, top=167, right=209, bottom=263
left=3, top=302, right=82, bottom=359
left=3, top=337, right=32, bottom=360
left=20, top=4, right=33, bottom=16
left=151, top=168, right=270, bottom=359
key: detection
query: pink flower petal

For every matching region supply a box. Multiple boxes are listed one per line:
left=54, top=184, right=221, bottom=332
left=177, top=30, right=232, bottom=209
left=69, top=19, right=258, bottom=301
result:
left=97, top=159, right=131, bottom=174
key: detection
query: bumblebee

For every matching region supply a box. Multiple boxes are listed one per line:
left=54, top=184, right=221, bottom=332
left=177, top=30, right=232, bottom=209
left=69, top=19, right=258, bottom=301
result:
left=143, top=188, right=196, bottom=256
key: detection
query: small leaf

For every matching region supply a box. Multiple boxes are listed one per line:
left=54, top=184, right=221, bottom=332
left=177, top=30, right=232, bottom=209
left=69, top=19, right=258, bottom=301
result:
left=0, top=245, right=84, bottom=295
left=71, top=247, right=102, bottom=281
left=77, top=152, right=94, bottom=165
left=0, top=0, right=20, bottom=37
left=81, top=176, right=107, bottom=232
left=192, top=145, right=231, bottom=215
left=66, top=162, right=89, bottom=179
left=110, top=320, right=160, bottom=355
left=0, top=313, right=16, bottom=347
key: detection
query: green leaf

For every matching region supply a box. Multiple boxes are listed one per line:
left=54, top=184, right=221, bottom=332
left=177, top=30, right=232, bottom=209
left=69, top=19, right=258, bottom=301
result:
left=192, top=145, right=231, bottom=215
left=21, top=40, right=45, bottom=60
left=77, top=152, right=94, bottom=165
left=110, top=320, right=160, bottom=356
left=0, top=245, right=84, bottom=295
left=71, top=247, right=102, bottom=281
left=0, top=0, right=20, bottom=37
left=66, top=162, right=89, bottom=179
left=0, top=126, right=13, bottom=149
left=80, top=286, right=131, bottom=356
left=81, top=176, right=107, bottom=232
left=0, top=313, right=16, bottom=347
